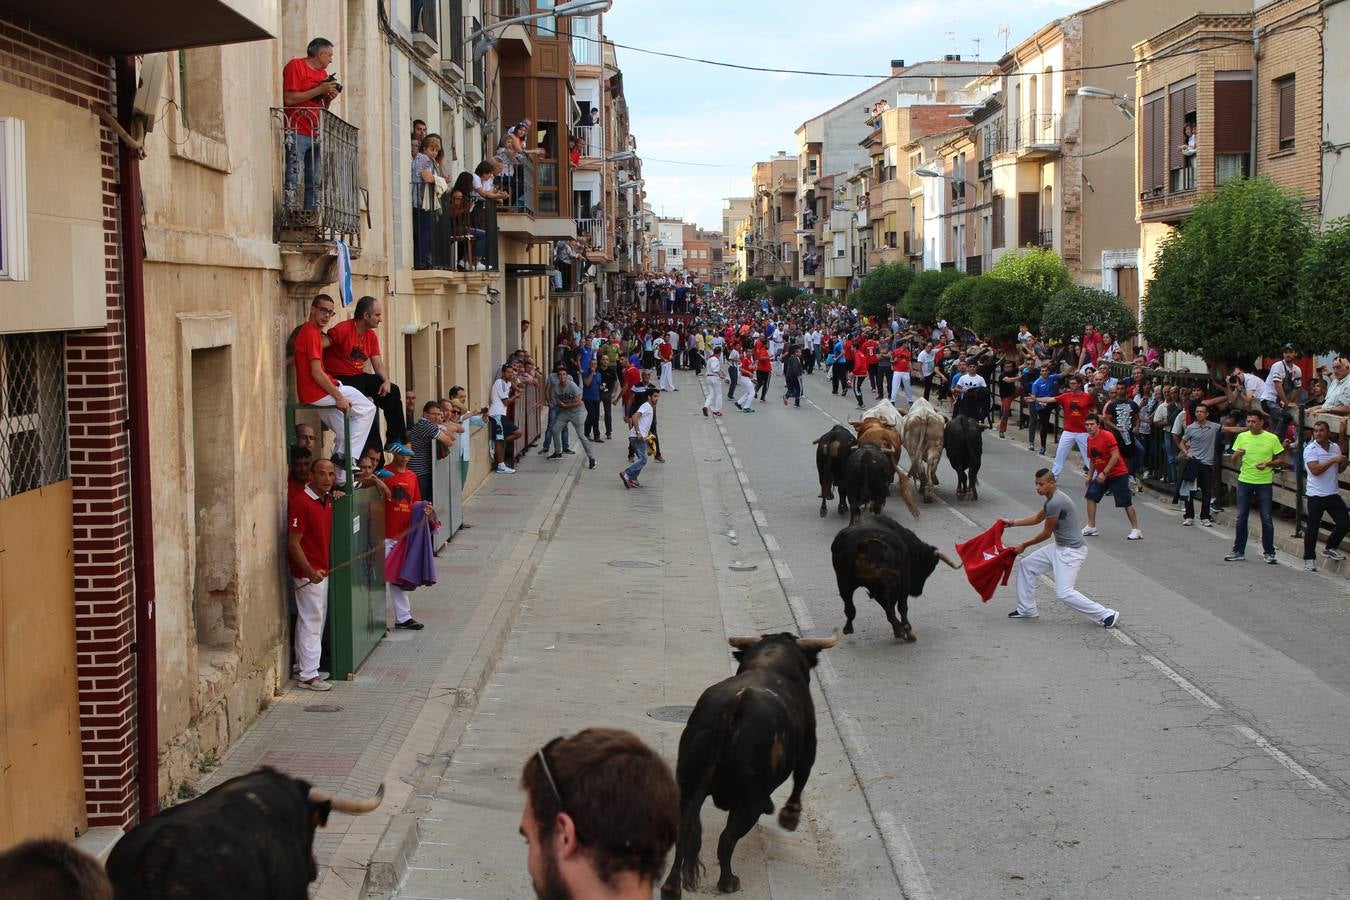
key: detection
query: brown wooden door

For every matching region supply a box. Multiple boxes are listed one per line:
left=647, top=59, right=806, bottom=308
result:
left=1017, top=193, right=1039, bottom=247
left=1116, top=266, right=1139, bottom=319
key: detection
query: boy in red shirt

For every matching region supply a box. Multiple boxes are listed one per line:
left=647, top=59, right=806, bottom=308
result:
left=293, top=294, right=377, bottom=483
left=891, top=342, right=913, bottom=405
left=851, top=340, right=870, bottom=408
left=288, top=459, right=336, bottom=691
left=754, top=340, right=773, bottom=402
left=381, top=445, right=425, bottom=630
left=1082, top=414, right=1142, bottom=540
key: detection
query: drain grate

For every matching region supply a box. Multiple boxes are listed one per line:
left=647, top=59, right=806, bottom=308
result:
left=607, top=560, right=660, bottom=569
left=647, top=705, right=694, bottom=723
left=303, top=704, right=342, bottom=713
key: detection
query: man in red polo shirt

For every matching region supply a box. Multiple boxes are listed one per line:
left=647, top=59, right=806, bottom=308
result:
left=293, top=294, right=376, bottom=484
left=288, top=459, right=336, bottom=691
left=891, top=340, right=913, bottom=405
left=323, top=295, right=406, bottom=457
left=381, top=445, right=425, bottom=630
left=754, top=338, right=772, bottom=402
left=1036, top=374, right=1093, bottom=480
left=861, top=332, right=881, bottom=398
left=282, top=37, right=339, bottom=211
left=1082, top=413, right=1143, bottom=540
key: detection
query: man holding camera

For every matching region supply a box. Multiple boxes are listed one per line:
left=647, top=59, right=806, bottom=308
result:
left=283, top=37, right=341, bottom=211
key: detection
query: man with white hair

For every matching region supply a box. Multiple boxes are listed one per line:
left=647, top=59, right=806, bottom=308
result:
left=702, top=346, right=726, bottom=417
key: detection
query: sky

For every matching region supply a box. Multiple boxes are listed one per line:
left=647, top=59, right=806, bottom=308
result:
left=604, top=0, right=1081, bottom=231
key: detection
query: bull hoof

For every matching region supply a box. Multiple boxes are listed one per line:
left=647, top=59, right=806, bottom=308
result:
left=661, top=883, right=682, bottom=900
left=902, top=628, right=917, bottom=643
left=843, top=622, right=854, bottom=635
left=819, top=505, right=827, bottom=518
left=778, top=803, right=801, bottom=831
left=717, top=874, right=741, bottom=894
left=922, top=496, right=933, bottom=504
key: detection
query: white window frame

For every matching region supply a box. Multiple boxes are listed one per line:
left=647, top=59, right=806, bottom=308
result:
left=0, top=118, right=29, bottom=282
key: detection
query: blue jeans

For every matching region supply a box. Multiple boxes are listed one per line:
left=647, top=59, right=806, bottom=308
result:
left=1163, top=435, right=1179, bottom=483
left=284, top=132, right=320, bottom=211
left=1233, top=481, right=1274, bottom=555
left=541, top=405, right=570, bottom=451
left=624, top=436, right=648, bottom=482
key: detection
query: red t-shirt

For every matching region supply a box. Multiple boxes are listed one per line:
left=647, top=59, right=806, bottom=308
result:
left=294, top=321, right=330, bottom=404
left=658, top=342, right=673, bottom=362
left=288, top=487, right=332, bottom=578
left=622, top=363, right=642, bottom=404
left=282, top=58, right=329, bottom=137
left=755, top=347, right=772, bottom=373
left=324, top=318, right=381, bottom=378
left=852, top=352, right=870, bottom=377
left=894, top=347, right=912, bottom=371
left=1054, top=391, right=1094, bottom=433
left=381, top=469, right=421, bottom=540
left=842, top=339, right=855, bottom=362
left=739, top=354, right=753, bottom=378
left=1088, top=429, right=1129, bottom=478
left=862, top=340, right=879, bottom=365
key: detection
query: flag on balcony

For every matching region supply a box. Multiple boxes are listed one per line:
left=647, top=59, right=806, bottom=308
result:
left=336, top=239, right=353, bottom=307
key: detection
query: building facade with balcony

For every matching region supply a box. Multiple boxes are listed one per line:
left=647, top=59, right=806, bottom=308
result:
left=747, top=152, right=798, bottom=282
left=722, top=197, right=752, bottom=284
left=1134, top=0, right=1322, bottom=297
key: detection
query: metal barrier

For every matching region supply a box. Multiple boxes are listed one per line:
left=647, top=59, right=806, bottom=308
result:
left=428, top=435, right=463, bottom=553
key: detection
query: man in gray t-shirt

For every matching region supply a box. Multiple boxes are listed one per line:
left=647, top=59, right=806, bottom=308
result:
left=1000, top=468, right=1118, bottom=626
left=547, top=369, right=594, bottom=466
left=1178, top=404, right=1221, bottom=524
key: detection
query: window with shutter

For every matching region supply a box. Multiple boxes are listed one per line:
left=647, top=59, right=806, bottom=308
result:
left=991, top=195, right=1005, bottom=249
left=1168, top=81, right=1197, bottom=192
left=1275, top=76, right=1295, bottom=150
left=1213, top=75, right=1252, bottom=182
left=1140, top=96, right=1165, bottom=198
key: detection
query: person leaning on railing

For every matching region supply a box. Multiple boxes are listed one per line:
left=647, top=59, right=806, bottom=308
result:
left=412, top=134, right=445, bottom=269
left=282, top=37, right=340, bottom=212
left=448, top=172, right=487, bottom=270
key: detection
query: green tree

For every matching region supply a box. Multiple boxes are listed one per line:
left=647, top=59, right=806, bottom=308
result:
left=1142, top=176, right=1311, bottom=365
left=769, top=283, right=802, bottom=305
left=735, top=278, right=767, bottom=302
left=852, top=262, right=916, bottom=318
left=902, top=268, right=965, bottom=323
left=1042, top=284, right=1137, bottom=343
left=936, top=275, right=981, bottom=330
left=970, top=277, right=1045, bottom=342
left=988, top=247, right=1072, bottom=300
left=1298, top=216, right=1350, bottom=355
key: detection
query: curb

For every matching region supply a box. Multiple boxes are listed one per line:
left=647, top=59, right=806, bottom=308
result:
left=361, top=462, right=583, bottom=898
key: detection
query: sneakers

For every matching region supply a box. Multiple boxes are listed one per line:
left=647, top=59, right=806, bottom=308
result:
left=1304, top=559, right=1317, bottom=572
left=299, top=677, right=332, bottom=692
left=587, top=459, right=596, bottom=470
left=1028, top=443, right=1035, bottom=451
left=1081, top=525, right=1099, bottom=537
left=998, top=432, right=1006, bottom=439
left=1200, top=518, right=1215, bottom=527
left=1039, top=447, right=1047, bottom=456
left=538, top=447, right=552, bottom=455
left=394, top=618, right=425, bottom=630
left=547, top=453, right=563, bottom=460
left=1224, top=551, right=1245, bottom=562
left=1181, top=518, right=1194, bottom=526
left=562, top=448, right=576, bottom=455
left=1007, top=610, right=1038, bottom=619
left=619, top=473, right=633, bottom=489
left=1210, top=505, right=1225, bottom=514
left=495, top=463, right=515, bottom=474
left=1127, top=529, right=1143, bottom=541
left=1101, top=612, right=1118, bottom=629
left=1264, top=552, right=1278, bottom=565
left=1323, top=548, right=1347, bottom=561
left=702, top=407, right=709, bottom=417
left=385, top=440, right=410, bottom=455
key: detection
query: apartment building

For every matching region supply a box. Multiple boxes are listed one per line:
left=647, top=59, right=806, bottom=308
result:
left=722, top=196, right=752, bottom=284
left=1326, top=0, right=1350, bottom=219
left=656, top=217, right=686, bottom=271
left=1134, top=0, right=1323, bottom=294
left=682, top=224, right=720, bottom=281
left=748, top=152, right=798, bottom=283
left=795, top=58, right=990, bottom=291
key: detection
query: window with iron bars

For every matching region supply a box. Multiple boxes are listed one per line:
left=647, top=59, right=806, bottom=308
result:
left=0, top=332, right=67, bottom=499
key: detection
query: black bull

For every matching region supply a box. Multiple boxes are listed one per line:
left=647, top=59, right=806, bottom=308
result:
left=944, top=414, right=985, bottom=500
left=106, top=767, right=383, bottom=900
left=662, top=632, right=838, bottom=899
left=831, top=514, right=962, bottom=640
left=812, top=424, right=856, bottom=517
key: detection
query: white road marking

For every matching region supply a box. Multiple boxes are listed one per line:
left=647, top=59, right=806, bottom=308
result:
left=1231, top=725, right=1330, bottom=791
left=786, top=594, right=817, bottom=631
left=763, top=533, right=780, bottom=552
left=773, top=559, right=793, bottom=581
left=753, top=510, right=768, bottom=527
left=737, top=471, right=750, bottom=485
left=943, top=503, right=978, bottom=529
left=743, top=488, right=758, bottom=504
left=732, top=457, right=744, bottom=471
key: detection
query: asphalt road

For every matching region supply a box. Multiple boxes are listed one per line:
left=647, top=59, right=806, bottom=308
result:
left=700, top=367, right=1350, bottom=898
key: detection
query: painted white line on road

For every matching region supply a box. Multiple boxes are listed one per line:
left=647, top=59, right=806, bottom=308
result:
left=774, top=559, right=793, bottom=581
left=737, top=471, right=750, bottom=485
left=786, top=594, right=817, bottom=631
left=1144, top=501, right=1177, bottom=516
left=1108, top=629, right=1223, bottom=709
left=743, top=488, right=758, bottom=504
left=732, top=457, right=744, bottom=471
left=753, top=510, right=768, bottom=527
left=944, top=504, right=978, bottom=529
left=1231, top=725, right=1330, bottom=791
left=726, top=445, right=738, bottom=457
left=763, top=533, right=780, bottom=552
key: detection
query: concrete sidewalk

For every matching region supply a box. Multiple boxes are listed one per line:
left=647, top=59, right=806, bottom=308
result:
left=193, top=448, right=581, bottom=900
left=379, top=373, right=898, bottom=899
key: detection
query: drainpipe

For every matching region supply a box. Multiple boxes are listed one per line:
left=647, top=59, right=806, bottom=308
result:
left=115, top=54, right=160, bottom=822
left=1250, top=26, right=1263, bottom=177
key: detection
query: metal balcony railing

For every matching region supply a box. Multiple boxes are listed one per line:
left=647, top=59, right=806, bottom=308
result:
left=412, top=182, right=499, bottom=272
left=1010, top=112, right=1060, bottom=152
left=273, top=107, right=362, bottom=249
left=501, top=155, right=536, bottom=216
left=1028, top=229, right=1053, bottom=248
left=575, top=216, right=605, bottom=251
left=570, top=123, right=603, bottom=158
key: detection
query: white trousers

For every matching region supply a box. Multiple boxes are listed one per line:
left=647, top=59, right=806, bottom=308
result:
left=384, top=539, right=412, bottom=624
left=890, top=370, right=913, bottom=404
left=1052, top=429, right=1091, bottom=478
left=703, top=376, right=723, bottom=413
left=1014, top=544, right=1115, bottom=621
left=292, top=576, right=329, bottom=681
left=311, top=386, right=377, bottom=462
left=734, top=375, right=755, bottom=410
left=658, top=361, right=675, bottom=391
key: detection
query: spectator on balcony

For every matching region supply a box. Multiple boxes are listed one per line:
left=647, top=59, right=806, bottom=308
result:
left=1179, top=121, right=1196, bottom=158
left=410, top=119, right=427, bottom=158
left=282, top=38, right=340, bottom=212
left=294, top=294, right=376, bottom=484
left=473, top=159, right=509, bottom=206
left=412, top=135, right=445, bottom=269
left=569, top=135, right=583, bottom=167
left=323, top=295, right=407, bottom=457
left=449, top=171, right=488, bottom=270
left=579, top=106, right=598, bottom=127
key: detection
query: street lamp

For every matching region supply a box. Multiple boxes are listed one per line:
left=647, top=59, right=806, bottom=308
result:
left=605, top=149, right=637, bottom=163
left=1077, top=86, right=1135, bottom=120
left=471, top=0, right=613, bottom=62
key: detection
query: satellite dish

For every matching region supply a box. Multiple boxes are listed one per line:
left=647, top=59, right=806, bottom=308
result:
left=133, top=53, right=170, bottom=130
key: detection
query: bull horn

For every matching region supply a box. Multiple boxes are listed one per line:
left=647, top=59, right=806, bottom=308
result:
left=937, top=550, right=962, bottom=570
left=796, top=630, right=839, bottom=651
left=310, top=783, right=385, bottom=814
left=727, top=636, right=761, bottom=649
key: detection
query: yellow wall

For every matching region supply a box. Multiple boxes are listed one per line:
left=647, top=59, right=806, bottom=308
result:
left=0, top=481, right=85, bottom=844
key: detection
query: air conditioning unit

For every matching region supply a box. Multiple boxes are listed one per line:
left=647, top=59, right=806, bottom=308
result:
left=134, top=53, right=170, bottom=129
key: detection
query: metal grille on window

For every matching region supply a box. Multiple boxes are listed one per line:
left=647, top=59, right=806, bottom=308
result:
left=0, top=332, right=67, bottom=499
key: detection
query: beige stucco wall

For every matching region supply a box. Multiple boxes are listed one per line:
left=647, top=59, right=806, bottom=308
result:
left=1325, top=0, right=1350, bottom=220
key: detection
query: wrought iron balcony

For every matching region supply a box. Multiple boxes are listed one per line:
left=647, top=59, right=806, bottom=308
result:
left=272, top=107, right=362, bottom=251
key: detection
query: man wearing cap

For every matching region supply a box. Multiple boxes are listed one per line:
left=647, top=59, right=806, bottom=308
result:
left=381, top=444, right=425, bottom=630
left=1259, top=343, right=1303, bottom=431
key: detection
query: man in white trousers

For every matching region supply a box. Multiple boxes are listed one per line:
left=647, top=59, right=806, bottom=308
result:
left=734, top=345, right=756, bottom=412
left=287, top=459, right=337, bottom=691
left=381, top=445, right=426, bottom=630
left=1035, top=374, right=1093, bottom=480
left=656, top=338, right=676, bottom=392
left=702, top=346, right=726, bottom=417
left=293, top=294, right=377, bottom=484
left=1001, top=468, right=1119, bottom=627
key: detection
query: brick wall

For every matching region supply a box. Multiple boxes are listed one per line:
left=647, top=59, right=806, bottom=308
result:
left=1254, top=0, right=1322, bottom=205
left=0, top=16, right=138, bottom=828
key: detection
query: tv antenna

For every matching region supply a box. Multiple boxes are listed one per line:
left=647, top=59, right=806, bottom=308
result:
left=945, top=29, right=957, bottom=56
left=973, top=37, right=982, bottom=59
left=997, top=25, right=1010, bottom=51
